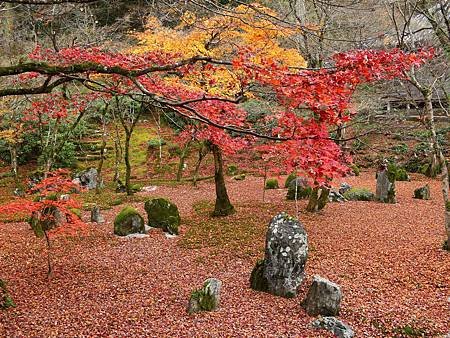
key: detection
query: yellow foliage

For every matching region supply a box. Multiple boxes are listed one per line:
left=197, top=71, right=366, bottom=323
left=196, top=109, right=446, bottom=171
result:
left=130, top=3, right=306, bottom=97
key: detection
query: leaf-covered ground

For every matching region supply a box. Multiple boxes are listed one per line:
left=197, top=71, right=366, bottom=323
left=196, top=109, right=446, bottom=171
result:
left=0, top=172, right=449, bottom=337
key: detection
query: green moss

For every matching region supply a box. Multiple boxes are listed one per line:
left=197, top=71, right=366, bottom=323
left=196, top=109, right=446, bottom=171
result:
left=0, top=279, right=16, bottom=310
left=265, top=178, right=279, bottom=189
left=284, top=172, right=297, bottom=188
left=147, top=137, right=166, bottom=148
left=286, top=185, right=312, bottom=200
left=344, top=188, right=374, bottom=201
left=144, top=198, right=180, bottom=235
left=113, top=206, right=145, bottom=236
left=350, top=164, right=360, bottom=176
left=188, top=280, right=219, bottom=313
left=227, top=164, right=238, bottom=176
left=69, top=208, right=82, bottom=219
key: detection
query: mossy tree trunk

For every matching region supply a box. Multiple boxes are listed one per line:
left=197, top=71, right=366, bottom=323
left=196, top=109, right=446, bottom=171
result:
left=211, top=144, right=235, bottom=216
left=9, top=143, right=19, bottom=187
left=96, top=105, right=108, bottom=195
left=192, top=142, right=209, bottom=187
left=176, top=140, right=191, bottom=182
left=124, top=130, right=132, bottom=196
left=306, top=187, right=329, bottom=212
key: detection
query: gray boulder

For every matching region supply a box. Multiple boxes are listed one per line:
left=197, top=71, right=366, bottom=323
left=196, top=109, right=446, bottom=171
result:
left=414, top=185, right=430, bottom=200
left=302, top=275, right=342, bottom=316
left=187, top=278, right=222, bottom=314
left=113, top=206, right=145, bottom=236
left=90, top=206, right=105, bottom=224
left=250, top=212, right=308, bottom=298
left=74, top=168, right=101, bottom=190
left=310, top=317, right=354, bottom=338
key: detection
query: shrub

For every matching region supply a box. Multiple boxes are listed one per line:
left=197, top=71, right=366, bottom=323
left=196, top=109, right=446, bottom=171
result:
left=147, top=138, right=166, bottom=149
left=227, top=164, right=238, bottom=176
left=350, top=164, right=360, bottom=176
left=388, top=163, right=410, bottom=181
left=265, top=178, right=279, bottom=189
left=343, top=188, right=374, bottom=201
left=284, top=172, right=297, bottom=188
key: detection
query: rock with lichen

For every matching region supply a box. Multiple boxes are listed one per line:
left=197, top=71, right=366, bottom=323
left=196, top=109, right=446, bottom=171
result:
left=250, top=212, right=308, bottom=298
left=187, top=278, right=222, bottom=314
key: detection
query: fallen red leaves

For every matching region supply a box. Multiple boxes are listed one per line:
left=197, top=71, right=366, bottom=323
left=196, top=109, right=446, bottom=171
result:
left=0, top=172, right=448, bottom=337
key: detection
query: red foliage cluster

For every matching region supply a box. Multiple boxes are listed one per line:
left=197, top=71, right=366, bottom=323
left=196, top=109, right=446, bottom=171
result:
left=19, top=46, right=432, bottom=185
left=0, top=169, right=85, bottom=237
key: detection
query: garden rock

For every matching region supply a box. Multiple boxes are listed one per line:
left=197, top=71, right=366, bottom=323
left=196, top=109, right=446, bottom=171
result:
left=302, top=275, right=342, bottom=316
left=328, top=190, right=346, bottom=203
left=144, top=198, right=181, bottom=235
left=113, top=206, right=145, bottom=236
left=343, top=188, right=374, bottom=201
left=376, top=161, right=396, bottom=203
left=414, top=185, right=430, bottom=200
left=73, top=168, right=100, bottom=190
left=310, top=316, right=354, bottom=338
left=250, top=212, right=308, bottom=298
left=339, top=182, right=351, bottom=195
left=187, top=278, right=222, bottom=314
left=286, top=177, right=311, bottom=200
left=29, top=206, right=66, bottom=237
left=90, top=206, right=105, bottom=223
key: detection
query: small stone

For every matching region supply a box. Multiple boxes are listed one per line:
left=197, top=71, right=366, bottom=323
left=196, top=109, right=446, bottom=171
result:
left=310, top=316, right=354, bottom=338
left=413, top=185, right=430, bottom=200
left=60, top=194, right=70, bottom=201
left=302, top=275, right=342, bottom=316
left=187, top=278, right=222, bottom=314
left=90, top=206, right=105, bottom=224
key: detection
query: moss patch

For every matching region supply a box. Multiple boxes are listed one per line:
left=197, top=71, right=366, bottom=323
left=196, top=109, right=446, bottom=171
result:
left=144, top=198, right=180, bottom=235
left=113, top=206, right=145, bottom=236
left=344, top=188, right=375, bottom=201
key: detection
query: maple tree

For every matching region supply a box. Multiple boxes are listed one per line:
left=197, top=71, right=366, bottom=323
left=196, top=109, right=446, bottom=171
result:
left=0, top=169, right=84, bottom=277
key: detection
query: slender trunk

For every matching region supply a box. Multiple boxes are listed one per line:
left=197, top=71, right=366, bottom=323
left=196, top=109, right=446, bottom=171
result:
left=193, top=144, right=208, bottom=187
left=9, top=144, right=18, bottom=185
left=44, top=231, right=52, bottom=279
left=96, top=119, right=107, bottom=195
left=307, top=187, right=330, bottom=212
left=124, top=131, right=132, bottom=196
left=423, top=88, right=450, bottom=248
left=176, top=141, right=191, bottom=182
left=262, top=165, right=268, bottom=202
left=211, top=144, right=234, bottom=217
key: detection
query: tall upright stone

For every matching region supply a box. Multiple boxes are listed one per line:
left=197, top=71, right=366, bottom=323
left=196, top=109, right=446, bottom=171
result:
left=376, top=161, right=396, bottom=203
left=250, top=212, right=308, bottom=298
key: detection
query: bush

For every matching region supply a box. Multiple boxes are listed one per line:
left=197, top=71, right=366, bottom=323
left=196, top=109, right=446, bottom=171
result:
left=284, top=172, right=297, bottom=188
left=54, top=142, right=78, bottom=168
left=227, top=164, right=238, bottom=176
left=388, top=163, right=410, bottom=181
left=343, top=188, right=374, bottom=201
left=147, top=138, right=166, bottom=149
left=350, top=164, right=360, bottom=176
left=265, top=178, right=279, bottom=189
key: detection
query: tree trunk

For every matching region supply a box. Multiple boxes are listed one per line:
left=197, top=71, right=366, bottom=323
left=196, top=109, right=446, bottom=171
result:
left=211, top=144, right=235, bottom=216
left=192, top=143, right=208, bottom=187
left=9, top=143, right=18, bottom=185
left=176, top=141, right=191, bottom=182
left=423, top=88, right=450, bottom=248
left=96, top=119, right=107, bottom=195
left=44, top=231, right=52, bottom=279
left=306, top=187, right=330, bottom=212
left=124, top=132, right=132, bottom=196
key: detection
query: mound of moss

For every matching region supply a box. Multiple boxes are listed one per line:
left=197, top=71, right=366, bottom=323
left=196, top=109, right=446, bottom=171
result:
left=265, top=178, right=279, bottom=189
left=144, top=198, right=181, bottom=235
left=113, top=206, right=145, bottom=236
left=343, top=188, right=374, bottom=201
